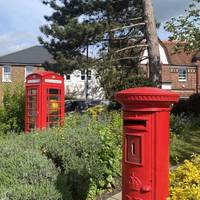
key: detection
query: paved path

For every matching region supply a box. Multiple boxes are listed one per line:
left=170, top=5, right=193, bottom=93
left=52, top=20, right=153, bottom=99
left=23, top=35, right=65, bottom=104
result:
left=106, top=192, right=121, bottom=200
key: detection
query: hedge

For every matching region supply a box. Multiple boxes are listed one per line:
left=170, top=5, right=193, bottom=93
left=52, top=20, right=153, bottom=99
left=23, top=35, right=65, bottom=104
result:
left=0, top=112, right=122, bottom=200
left=0, top=137, right=62, bottom=200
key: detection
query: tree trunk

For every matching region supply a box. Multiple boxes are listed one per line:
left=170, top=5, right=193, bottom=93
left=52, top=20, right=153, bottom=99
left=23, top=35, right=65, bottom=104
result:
left=142, top=0, right=161, bottom=85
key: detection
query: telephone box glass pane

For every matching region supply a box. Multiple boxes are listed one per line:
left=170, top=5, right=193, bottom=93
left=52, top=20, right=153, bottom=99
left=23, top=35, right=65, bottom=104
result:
left=49, top=89, right=59, bottom=95
left=28, top=89, right=37, bottom=95
left=126, top=135, right=142, bottom=164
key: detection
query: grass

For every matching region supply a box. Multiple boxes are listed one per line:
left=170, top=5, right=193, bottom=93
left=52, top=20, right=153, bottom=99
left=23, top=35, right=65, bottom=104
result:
left=170, top=126, right=200, bottom=165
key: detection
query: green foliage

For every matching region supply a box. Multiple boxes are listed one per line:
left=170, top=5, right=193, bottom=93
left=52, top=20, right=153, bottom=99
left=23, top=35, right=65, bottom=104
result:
left=0, top=84, right=25, bottom=134
left=39, top=0, right=148, bottom=99
left=113, top=76, right=156, bottom=94
left=169, top=154, right=200, bottom=200
left=96, top=58, right=155, bottom=100
left=187, top=93, right=200, bottom=116
left=172, top=94, right=200, bottom=116
left=170, top=114, right=189, bottom=135
left=1, top=110, right=199, bottom=199
left=165, top=0, right=200, bottom=52
left=39, top=0, right=144, bottom=71
left=104, top=76, right=155, bottom=109
left=86, top=105, right=107, bottom=120
left=0, top=112, right=122, bottom=200
left=0, top=136, right=62, bottom=200
left=170, top=115, right=200, bottom=164
left=171, top=99, right=189, bottom=115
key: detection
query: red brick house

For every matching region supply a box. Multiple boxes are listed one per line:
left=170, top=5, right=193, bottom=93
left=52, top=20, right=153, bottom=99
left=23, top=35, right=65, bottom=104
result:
left=0, top=42, right=199, bottom=100
left=141, top=40, right=200, bottom=98
left=0, top=46, right=55, bottom=100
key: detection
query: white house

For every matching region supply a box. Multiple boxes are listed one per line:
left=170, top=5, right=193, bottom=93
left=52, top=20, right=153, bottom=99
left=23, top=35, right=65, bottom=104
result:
left=63, top=69, right=104, bottom=100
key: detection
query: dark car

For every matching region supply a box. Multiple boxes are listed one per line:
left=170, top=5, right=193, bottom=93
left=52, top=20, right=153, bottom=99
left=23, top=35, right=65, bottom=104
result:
left=64, top=100, right=88, bottom=113
left=64, top=101, right=76, bottom=112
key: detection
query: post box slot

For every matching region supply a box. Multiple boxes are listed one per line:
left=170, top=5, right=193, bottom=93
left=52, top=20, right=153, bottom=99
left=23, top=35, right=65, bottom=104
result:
left=124, top=119, right=146, bottom=128
left=126, top=135, right=142, bottom=164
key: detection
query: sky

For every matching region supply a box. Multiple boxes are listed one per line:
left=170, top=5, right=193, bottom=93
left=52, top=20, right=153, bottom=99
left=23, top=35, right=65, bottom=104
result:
left=0, top=0, right=191, bottom=56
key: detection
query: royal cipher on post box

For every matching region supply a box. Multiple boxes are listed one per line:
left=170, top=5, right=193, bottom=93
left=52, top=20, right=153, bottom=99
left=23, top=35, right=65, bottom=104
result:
left=25, top=71, right=64, bottom=132
left=115, top=87, right=179, bottom=200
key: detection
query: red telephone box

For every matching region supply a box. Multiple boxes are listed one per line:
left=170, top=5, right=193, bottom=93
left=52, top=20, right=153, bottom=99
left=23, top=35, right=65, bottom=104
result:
left=25, top=71, right=64, bottom=132
left=115, top=87, right=179, bottom=200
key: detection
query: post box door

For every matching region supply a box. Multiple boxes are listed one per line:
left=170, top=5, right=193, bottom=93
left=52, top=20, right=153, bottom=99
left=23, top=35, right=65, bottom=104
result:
left=123, top=117, right=152, bottom=199
left=25, top=87, right=39, bottom=131
left=46, top=88, right=62, bottom=128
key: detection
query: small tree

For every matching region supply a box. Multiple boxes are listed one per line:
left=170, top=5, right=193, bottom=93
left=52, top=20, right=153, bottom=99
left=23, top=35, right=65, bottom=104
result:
left=0, top=83, right=25, bottom=134
left=165, top=0, right=200, bottom=52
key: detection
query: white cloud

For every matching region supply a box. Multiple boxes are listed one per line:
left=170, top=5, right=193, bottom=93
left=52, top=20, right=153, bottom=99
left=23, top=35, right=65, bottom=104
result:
left=0, top=0, right=52, bottom=55
left=0, top=32, right=38, bottom=56
left=0, top=0, right=193, bottom=55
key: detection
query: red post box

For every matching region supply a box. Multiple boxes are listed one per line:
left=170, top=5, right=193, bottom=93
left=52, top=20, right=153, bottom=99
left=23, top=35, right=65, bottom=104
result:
left=115, top=87, right=179, bottom=200
left=25, top=71, right=64, bottom=132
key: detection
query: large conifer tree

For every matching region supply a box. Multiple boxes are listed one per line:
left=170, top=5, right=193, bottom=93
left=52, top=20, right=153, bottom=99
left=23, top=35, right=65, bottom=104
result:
left=39, top=0, right=155, bottom=98
left=39, top=0, right=144, bottom=69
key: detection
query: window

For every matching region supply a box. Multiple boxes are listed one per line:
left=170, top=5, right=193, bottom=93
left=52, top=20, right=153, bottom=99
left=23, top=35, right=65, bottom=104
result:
left=66, top=74, right=70, bottom=80
left=81, top=70, right=85, bottom=80
left=2, top=66, right=11, bottom=82
left=81, top=70, right=91, bottom=80
left=178, top=68, right=187, bottom=81
left=87, top=70, right=91, bottom=80
left=25, top=66, right=33, bottom=78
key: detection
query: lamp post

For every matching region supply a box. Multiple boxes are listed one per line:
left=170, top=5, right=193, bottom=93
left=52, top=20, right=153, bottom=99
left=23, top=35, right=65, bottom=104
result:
left=85, top=42, right=89, bottom=100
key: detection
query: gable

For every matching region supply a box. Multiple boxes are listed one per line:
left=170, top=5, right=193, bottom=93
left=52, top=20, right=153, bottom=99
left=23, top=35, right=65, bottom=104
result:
left=140, top=40, right=197, bottom=66
left=140, top=43, right=169, bottom=65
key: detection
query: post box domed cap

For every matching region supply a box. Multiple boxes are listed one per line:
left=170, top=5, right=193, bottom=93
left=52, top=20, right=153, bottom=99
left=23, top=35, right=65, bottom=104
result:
left=115, top=87, right=179, bottom=105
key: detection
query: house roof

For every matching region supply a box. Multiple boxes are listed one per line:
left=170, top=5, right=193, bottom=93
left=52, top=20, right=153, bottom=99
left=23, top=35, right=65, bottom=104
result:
left=0, top=46, right=55, bottom=65
left=160, top=40, right=197, bottom=66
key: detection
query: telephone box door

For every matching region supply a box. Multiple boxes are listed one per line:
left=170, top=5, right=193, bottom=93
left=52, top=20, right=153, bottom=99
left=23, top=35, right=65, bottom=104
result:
left=25, top=87, right=39, bottom=132
left=46, top=88, right=62, bottom=128
left=123, top=113, right=152, bottom=200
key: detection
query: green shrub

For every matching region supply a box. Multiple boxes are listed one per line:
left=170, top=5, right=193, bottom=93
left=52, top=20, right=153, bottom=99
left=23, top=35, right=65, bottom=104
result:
left=0, top=112, right=122, bottom=200
left=0, top=83, right=25, bottom=134
left=169, top=154, right=200, bottom=200
left=170, top=114, right=189, bottom=135
left=107, top=76, right=156, bottom=110
left=171, top=99, right=189, bottom=115
left=3, top=112, right=199, bottom=199
left=86, top=105, right=107, bottom=120
left=0, top=136, right=64, bottom=200
left=187, top=93, right=200, bottom=116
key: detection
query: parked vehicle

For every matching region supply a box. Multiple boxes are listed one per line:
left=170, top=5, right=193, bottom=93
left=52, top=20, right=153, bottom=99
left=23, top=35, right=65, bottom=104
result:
left=64, top=99, right=109, bottom=113
left=64, top=100, right=88, bottom=113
